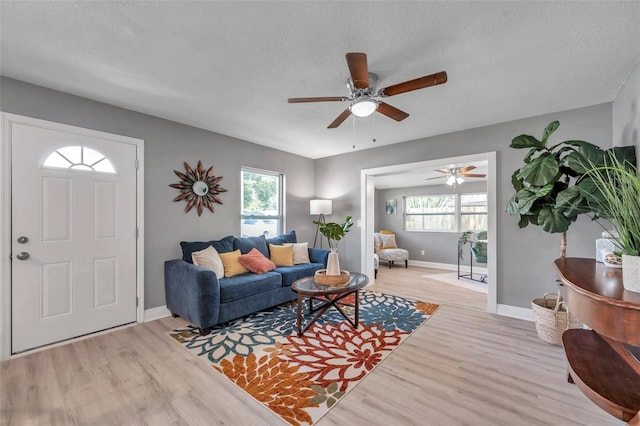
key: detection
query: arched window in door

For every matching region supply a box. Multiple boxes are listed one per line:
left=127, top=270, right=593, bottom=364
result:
left=43, top=146, right=117, bottom=173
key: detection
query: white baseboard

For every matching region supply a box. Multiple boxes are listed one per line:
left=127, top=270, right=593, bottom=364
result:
left=145, top=305, right=171, bottom=322
left=496, top=304, right=534, bottom=322
left=408, top=260, right=488, bottom=274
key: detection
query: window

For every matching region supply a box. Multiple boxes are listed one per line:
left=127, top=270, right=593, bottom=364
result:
left=43, top=146, right=116, bottom=173
left=241, top=168, right=283, bottom=238
left=460, top=193, right=488, bottom=231
left=405, top=195, right=456, bottom=231
left=404, top=192, right=487, bottom=232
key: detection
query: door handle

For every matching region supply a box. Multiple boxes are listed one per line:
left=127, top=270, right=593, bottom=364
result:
left=16, top=252, right=30, bottom=261
left=17, top=236, right=29, bottom=244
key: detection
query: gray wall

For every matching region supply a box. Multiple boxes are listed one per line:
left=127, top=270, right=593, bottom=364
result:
left=315, top=103, right=613, bottom=308
left=613, top=60, right=639, bottom=150
left=1, top=77, right=317, bottom=309
left=375, top=181, right=487, bottom=267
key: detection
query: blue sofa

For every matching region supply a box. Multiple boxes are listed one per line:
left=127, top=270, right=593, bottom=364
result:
left=164, top=231, right=329, bottom=335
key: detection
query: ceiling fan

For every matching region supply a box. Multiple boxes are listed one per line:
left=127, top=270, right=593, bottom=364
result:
left=287, top=52, right=447, bottom=128
left=427, top=166, right=486, bottom=185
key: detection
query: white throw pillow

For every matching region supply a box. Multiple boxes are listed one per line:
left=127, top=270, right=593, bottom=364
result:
left=191, top=245, right=224, bottom=277
left=379, top=233, right=398, bottom=249
left=284, top=242, right=310, bottom=264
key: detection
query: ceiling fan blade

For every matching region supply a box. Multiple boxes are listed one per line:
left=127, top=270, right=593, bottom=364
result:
left=288, top=96, right=347, bottom=103
left=380, top=71, right=448, bottom=97
left=328, top=109, right=352, bottom=128
left=346, top=52, right=369, bottom=89
left=459, top=165, right=476, bottom=173
left=426, top=176, right=446, bottom=180
left=434, top=169, right=449, bottom=174
left=376, top=102, right=409, bottom=121
left=461, top=173, right=486, bottom=178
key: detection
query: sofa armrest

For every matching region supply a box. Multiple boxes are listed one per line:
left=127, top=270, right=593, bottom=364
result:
left=164, top=259, right=221, bottom=330
left=308, top=248, right=330, bottom=267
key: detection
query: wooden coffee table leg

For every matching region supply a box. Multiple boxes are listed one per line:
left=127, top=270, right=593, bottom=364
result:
left=296, top=294, right=303, bottom=336
left=354, top=290, right=359, bottom=327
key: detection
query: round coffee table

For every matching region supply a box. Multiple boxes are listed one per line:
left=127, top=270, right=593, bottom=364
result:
left=291, top=272, right=368, bottom=336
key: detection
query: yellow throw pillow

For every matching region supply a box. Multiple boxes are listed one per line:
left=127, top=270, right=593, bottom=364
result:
left=219, top=249, right=250, bottom=277
left=379, top=230, right=394, bottom=234
left=380, top=233, right=398, bottom=249
left=269, top=244, right=294, bottom=266
left=191, top=245, right=224, bottom=277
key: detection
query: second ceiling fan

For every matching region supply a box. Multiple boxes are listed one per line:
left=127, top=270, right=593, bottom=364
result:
left=288, top=52, right=448, bottom=128
left=427, top=166, right=486, bottom=185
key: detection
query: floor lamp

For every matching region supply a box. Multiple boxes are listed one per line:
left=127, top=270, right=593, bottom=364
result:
left=310, top=199, right=332, bottom=249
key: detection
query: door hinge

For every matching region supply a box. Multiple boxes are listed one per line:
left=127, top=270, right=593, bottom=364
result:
left=136, top=228, right=139, bottom=239
left=136, top=297, right=139, bottom=307
left=135, top=159, right=139, bottom=170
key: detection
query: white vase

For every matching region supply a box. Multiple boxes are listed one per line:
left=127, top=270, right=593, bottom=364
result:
left=326, top=248, right=341, bottom=275
left=622, top=254, right=640, bottom=293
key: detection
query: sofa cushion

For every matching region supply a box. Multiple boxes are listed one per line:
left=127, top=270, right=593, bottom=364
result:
left=180, top=235, right=234, bottom=263
left=191, top=245, right=224, bottom=277
left=275, top=263, right=325, bottom=286
left=284, top=242, right=310, bottom=264
left=266, top=230, right=297, bottom=246
left=219, top=249, right=250, bottom=277
left=219, top=271, right=282, bottom=303
left=238, top=248, right=276, bottom=274
left=270, top=244, right=294, bottom=266
left=233, top=235, right=270, bottom=258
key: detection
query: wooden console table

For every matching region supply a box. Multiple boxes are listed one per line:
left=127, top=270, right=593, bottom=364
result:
left=554, top=257, right=640, bottom=424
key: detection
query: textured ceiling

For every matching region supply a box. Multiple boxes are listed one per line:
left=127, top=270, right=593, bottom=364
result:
left=1, top=1, right=639, bottom=159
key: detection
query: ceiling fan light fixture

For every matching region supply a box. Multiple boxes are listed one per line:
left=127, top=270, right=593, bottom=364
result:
left=446, top=175, right=456, bottom=186
left=349, top=98, right=379, bottom=117
left=456, top=176, right=465, bottom=185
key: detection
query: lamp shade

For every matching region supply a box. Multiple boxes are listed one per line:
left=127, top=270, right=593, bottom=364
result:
left=310, top=199, right=332, bottom=215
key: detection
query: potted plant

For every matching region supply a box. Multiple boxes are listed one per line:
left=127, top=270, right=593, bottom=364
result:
left=577, top=154, right=640, bottom=292
left=313, top=215, right=353, bottom=275
left=506, top=120, right=635, bottom=257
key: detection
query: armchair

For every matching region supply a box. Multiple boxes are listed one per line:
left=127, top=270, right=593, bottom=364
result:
left=374, top=232, right=409, bottom=269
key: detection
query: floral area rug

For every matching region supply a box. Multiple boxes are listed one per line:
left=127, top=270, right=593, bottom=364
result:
left=168, top=290, right=439, bottom=426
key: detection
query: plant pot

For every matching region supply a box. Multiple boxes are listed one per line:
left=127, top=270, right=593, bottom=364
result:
left=622, top=254, right=640, bottom=293
left=326, top=248, right=341, bottom=275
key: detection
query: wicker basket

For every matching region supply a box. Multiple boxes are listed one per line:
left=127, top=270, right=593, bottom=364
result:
left=531, top=292, right=583, bottom=346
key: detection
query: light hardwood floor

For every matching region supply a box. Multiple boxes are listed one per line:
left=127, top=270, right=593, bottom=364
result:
left=1, top=266, right=622, bottom=425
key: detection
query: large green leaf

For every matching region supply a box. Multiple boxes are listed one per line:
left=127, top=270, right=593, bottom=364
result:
left=605, top=146, right=636, bottom=168
left=511, top=170, right=524, bottom=192
left=518, top=215, right=537, bottom=228
left=537, top=205, right=571, bottom=233
left=565, top=143, right=605, bottom=174
left=555, top=186, right=588, bottom=218
left=515, top=189, right=540, bottom=215
left=541, top=121, right=560, bottom=145
left=510, top=134, right=543, bottom=149
left=517, top=154, right=560, bottom=187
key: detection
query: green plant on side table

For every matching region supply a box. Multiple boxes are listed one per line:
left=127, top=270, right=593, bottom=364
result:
left=506, top=120, right=635, bottom=257
left=578, top=154, right=640, bottom=292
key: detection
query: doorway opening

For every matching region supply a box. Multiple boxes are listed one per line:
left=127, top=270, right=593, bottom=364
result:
left=360, top=151, right=497, bottom=313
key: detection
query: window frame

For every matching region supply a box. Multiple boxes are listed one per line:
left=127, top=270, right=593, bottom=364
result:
left=240, top=167, right=285, bottom=237
left=404, top=192, right=488, bottom=233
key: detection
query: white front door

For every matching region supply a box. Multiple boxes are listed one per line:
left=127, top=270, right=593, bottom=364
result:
left=11, top=122, right=138, bottom=353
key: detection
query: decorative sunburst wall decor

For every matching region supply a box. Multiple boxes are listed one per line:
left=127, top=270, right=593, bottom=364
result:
left=170, top=161, right=226, bottom=216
